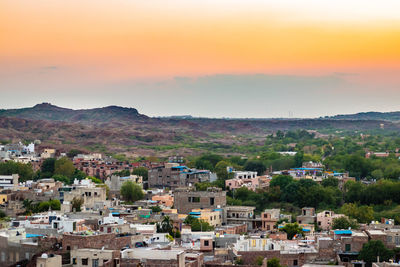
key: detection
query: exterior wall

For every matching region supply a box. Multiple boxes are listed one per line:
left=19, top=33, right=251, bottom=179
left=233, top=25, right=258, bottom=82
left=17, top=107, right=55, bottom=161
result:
left=63, top=186, right=106, bottom=210
left=149, top=166, right=210, bottom=189
left=261, top=209, right=280, bottom=231
left=297, top=208, right=316, bottom=224
left=0, top=194, right=8, bottom=204
left=152, top=194, right=174, bottom=207
left=70, top=249, right=120, bottom=267
left=317, top=211, right=346, bottom=231
left=62, top=233, right=139, bottom=252
left=174, top=188, right=226, bottom=214
left=238, top=250, right=318, bottom=267
left=192, top=209, right=222, bottom=227
left=36, top=254, right=62, bottom=267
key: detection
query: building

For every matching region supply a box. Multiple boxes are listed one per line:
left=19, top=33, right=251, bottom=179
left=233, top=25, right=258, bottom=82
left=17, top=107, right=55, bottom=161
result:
left=0, top=174, right=19, bottom=190
left=148, top=164, right=210, bottom=189
left=70, top=248, right=120, bottom=267
left=173, top=187, right=226, bottom=214
left=232, top=171, right=257, bottom=179
left=61, top=179, right=107, bottom=211
left=36, top=253, right=62, bottom=267
left=225, top=206, right=256, bottom=230
left=105, top=175, right=142, bottom=198
left=152, top=194, right=174, bottom=207
left=317, top=210, right=346, bottom=231
left=190, top=208, right=222, bottom=227
left=261, top=209, right=280, bottom=231
left=297, top=207, right=316, bottom=224
left=121, top=248, right=204, bottom=267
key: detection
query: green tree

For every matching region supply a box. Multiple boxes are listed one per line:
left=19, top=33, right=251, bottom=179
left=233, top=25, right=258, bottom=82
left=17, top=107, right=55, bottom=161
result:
left=151, top=206, right=162, bottom=213
left=255, top=256, right=264, bottom=266
left=41, top=158, right=56, bottom=178
left=54, top=157, right=75, bottom=178
left=120, top=180, right=144, bottom=202
left=184, top=215, right=214, bottom=231
left=132, top=167, right=149, bottom=181
left=67, top=149, right=83, bottom=158
left=0, top=161, right=34, bottom=182
left=71, top=197, right=84, bottom=212
left=52, top=174, right=70, bottom=184
left=86, top=176, right=102, bottom=184
left=332, top=216, right=359, bottom=230
left=340, top=203, right=374, bottom=223
left=215, top=161, right=233, bottom=180
left=267, top=258, right=283, bottom=267
left=321, top=177, right=339, bottom=188
left=281, top=223, right=303, bottom=240
left=244, top=160, right=266, bottom=175
left=359, top=240, right=394, bottom=267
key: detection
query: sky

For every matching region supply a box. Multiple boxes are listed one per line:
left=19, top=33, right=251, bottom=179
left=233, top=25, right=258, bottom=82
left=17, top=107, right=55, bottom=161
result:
left=1, top=0, right=400, bottom=118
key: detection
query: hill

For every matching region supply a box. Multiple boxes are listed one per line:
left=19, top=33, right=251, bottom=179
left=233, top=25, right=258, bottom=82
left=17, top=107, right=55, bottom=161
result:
left=327, top=111, right=400, bottom=121
left=1, top=104, right=400, bottom=157
left=0, top=103, right=147, bottom=124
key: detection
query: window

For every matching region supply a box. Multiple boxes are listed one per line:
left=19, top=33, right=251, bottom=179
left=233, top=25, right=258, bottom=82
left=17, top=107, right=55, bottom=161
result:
left=188, top=197, right=200, bottom=203
left=82, top=258, right=89, bottom=265
left=204, top=240, right=209, bottom=246
left=107, top=227, right=112, bottom=233
left=210, top=197, right=215, bottom=205
left=67, top=246, right=71, bottom=251
left=92, top=259, right=99, bottom=267
left=73, top=258, right=77, bottom=265
left=345, top=244, right=351, bottom=252
left=294, top=260, right=298, bottom=266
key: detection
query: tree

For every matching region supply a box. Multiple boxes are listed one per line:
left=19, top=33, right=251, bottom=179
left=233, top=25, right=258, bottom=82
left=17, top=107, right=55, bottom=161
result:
left=281, top=223, right=303, bottom=240
left=322, top=177, right=339, bottom=188
left=332, top=216, right=359, bottom=230
left=120, top=180, right=144, bottom=203
left=86, top=176, right=102, bottom=184
left=267, top=258, right=283, bottom=267
left=41, top=158, right=56, bottom=178
left=67, top=149, right=83, bottom=158
left=71, top=197, right=84, bottom=212
left=151, top=206, right=162, bottom=213
left=52, top=174, right=70, bottom=185
left=359, top=240, right=394, bottom=267
left=270, top=175, right=294, bottom=190
left=215, top=161, right=233, bottom=180
left=184, top=215, right=214, bottom=231
left=244, top=160, right=266, bottom=175
left=132, top=167, right=148, bottom=181
left=255, top=256, right=264, bottom=266
left=0, top=161, right=34, bottom=182
left=157, top=216, right=173, bottom=233
left=340, top=203, right=374, bottom=223
left=54, top=157, right=75, bottom=178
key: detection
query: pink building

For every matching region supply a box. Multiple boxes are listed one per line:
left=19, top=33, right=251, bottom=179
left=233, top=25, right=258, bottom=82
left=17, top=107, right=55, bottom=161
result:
left=225, top=177, right=261, bottom=191
left=152, top=194, right=174, bottom=207
left=317, top=210, right=346, bottom=231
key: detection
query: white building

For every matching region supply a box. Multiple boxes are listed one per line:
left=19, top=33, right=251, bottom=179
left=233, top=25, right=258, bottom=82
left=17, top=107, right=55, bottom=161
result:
left=0, top=174, right=19, bottom=190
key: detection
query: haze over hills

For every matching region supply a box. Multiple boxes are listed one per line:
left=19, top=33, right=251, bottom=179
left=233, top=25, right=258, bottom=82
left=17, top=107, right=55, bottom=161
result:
left=0, top=103, right=399, bottom=157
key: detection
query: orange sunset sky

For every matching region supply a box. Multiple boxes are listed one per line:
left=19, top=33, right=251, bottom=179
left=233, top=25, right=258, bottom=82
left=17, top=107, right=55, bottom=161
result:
left=1, top=0, right=400, bottom=117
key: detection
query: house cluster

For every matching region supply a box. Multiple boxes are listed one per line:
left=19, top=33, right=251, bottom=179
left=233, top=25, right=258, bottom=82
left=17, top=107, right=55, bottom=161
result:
left=1, top=152, right=399, bottom=267
left=1, top=176, right=399, bottom=267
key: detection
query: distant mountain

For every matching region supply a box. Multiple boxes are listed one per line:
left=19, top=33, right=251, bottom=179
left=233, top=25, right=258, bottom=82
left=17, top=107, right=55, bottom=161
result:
left=0, top=103, right=147, bottom=124
left=1, top=103, right=399, bottom=157
left=327, top=111, right=400, bottom=121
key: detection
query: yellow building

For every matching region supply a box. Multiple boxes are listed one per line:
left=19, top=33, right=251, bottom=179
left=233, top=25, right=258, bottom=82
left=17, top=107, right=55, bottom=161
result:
left=191, top=208, right=222, bottom=227
left=0, top=194, right=8, bottom=204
